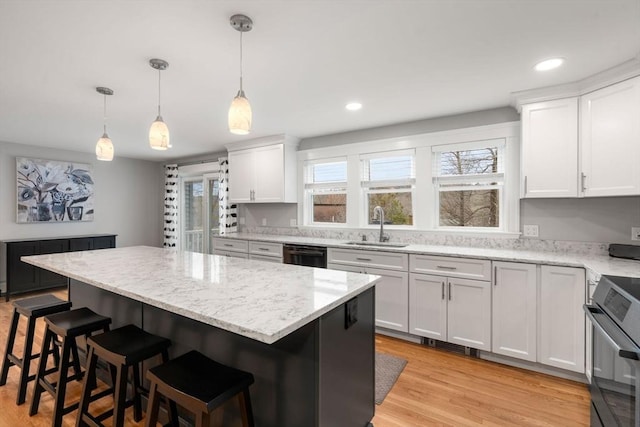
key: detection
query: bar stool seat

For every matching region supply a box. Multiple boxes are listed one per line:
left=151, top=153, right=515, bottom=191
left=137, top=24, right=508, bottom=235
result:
left=0, top=294, right=72, bottom=405
left=145, top=350, right=255, bottom=427
left=77, top=324, right=173, bottom=427
left=29, top=307, right=111, bottom=427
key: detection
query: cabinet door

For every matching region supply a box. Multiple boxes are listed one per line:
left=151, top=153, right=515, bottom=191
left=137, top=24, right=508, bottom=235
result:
left=253, top=144, right=285, bottom=202
left=521, top=98, right=578, bottom=198
left=409, top=273, right=447, bottom=341
left=228, top=149, right=254, bottom=203
left=447, top=277, right=492, bottom=351
left=492, top=262, right=537, bottom=361
left=581, top=76, right=640, bottom=197
left=365, top=267, right=409, bottom=333
left=38, top=239, right=69, bottom=287
left=92, top=235, right=116, bottom=249
left=6, top=241, right=39, bottom=294
left=69, top=238, right=93, bottom=251
left=539, top=265, right=586, bottom=373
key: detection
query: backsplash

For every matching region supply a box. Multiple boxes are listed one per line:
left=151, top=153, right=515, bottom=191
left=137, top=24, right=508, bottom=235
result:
left=241, top=226, right=610, bottom=256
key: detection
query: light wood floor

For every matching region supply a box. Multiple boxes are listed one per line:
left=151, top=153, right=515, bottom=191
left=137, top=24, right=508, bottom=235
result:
left=0, top=289, right=590, bottom=426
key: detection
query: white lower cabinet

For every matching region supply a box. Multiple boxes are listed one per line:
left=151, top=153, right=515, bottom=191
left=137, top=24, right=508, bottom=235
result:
left=329, top=262, right=409, bottom=332
left=409, top=255, right=492, bottom=352
left=447, top=277, right=492, bottom=351
left=327, top=248, right=409, bottom=333
left=538, top=265, right=586, bottom=373
left=492, top=262, right=537, bottom=362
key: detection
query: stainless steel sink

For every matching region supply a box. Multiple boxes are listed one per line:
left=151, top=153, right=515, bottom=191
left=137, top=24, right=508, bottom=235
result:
left=344, top=241, right=408, bottom=248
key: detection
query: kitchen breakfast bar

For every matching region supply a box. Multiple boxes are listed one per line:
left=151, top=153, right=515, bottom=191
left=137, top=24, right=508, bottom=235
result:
left=22, top=246, right=380, bottom=427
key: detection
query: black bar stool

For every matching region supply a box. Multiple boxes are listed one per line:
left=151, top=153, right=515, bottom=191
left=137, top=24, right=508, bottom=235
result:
left=0, top=294, right=72, bottom=405
left=145, top=350, right=255, bottom=427
left=29, top=307, right=111, bottom=427
left=76, top=324, right=174, bottom=427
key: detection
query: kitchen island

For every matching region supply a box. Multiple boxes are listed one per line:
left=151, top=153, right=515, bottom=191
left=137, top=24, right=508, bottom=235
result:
left=22, top=246, right=380, bottom=427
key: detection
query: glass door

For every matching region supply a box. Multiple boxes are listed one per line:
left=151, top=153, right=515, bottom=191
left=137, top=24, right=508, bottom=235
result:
left=181, top=173, right=219, bottom=254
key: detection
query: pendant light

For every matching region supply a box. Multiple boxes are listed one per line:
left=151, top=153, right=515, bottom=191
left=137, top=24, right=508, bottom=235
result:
left=149, top=58, right=171, bottom=150
left=228, top=14, right=253, bottom=135
left=95, top=87, right=114, bottom=161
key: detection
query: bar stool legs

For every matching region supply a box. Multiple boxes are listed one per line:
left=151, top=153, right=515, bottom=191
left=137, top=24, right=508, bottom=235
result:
left=0, top=294, right=71, bottom=405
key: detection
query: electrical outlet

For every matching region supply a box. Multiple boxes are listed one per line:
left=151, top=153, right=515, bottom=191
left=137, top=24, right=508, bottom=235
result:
left=523, top=224, right=539, bottom=237
left=290, top=219, right=297, bottom=227
left=632, top=227, right=640, bottom=241
left=261, top=218, right=267, bottom=226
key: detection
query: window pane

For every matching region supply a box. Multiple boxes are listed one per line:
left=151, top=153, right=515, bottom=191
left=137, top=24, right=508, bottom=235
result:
left=184, top=181, right=204, bottom=252
left=439, top=189, right=499, bottom=227
left=209, top=179, right=220, bottom=231
left=368, top=192, right=413, bottom=225
left=313, top=193, right=346, bottom=223
left=365, top=155, right=414, bottom=181
left=439, top=148, right=500, bottom=176
left=312, top=161, right=347, bottom=183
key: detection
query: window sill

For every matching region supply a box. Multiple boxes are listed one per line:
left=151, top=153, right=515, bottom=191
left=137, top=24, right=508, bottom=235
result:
left=299, top=224, right=521, bottom=239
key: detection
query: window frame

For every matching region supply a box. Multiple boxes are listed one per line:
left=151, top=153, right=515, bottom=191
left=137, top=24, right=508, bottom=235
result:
left=432, top=140, right=506, bottom=231
left=303, top=157, right=349, bottom=227
left=297, top=122, right=521, bottom=237
left=359, top=149, right=416, bottom=229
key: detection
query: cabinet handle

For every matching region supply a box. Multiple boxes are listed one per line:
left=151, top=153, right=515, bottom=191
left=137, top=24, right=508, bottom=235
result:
left=581, top=173, right=587, bottom=192
left=436, top=265, right=457, bottom=270
left=441, top=282, right=445, bottom=300
left=448, top=282, right=452, bottom=301
left=257, top=247, right=269, bottom=251
left=356, top=257, right=372, bottom=261
left=223, top=243, right=233, bottom=247
left=524, top=175, right=528, bottom=195
left=494, top=266, right=497, bottom=286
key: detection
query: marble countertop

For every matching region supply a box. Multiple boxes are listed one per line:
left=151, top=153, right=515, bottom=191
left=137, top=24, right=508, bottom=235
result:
left=21, top=246, right=380, bottom=344
left=221, top=233, right=640, bottom=279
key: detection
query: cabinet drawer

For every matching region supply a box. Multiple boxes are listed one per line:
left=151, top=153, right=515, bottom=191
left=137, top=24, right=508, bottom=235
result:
left=249, top=254, right=282, bottom=263
left=249, top=241, right=283, bottom=257
left=215, top=249, right=249, bottom=259
left=328, top=248, right=408, bottom=271
left=409, top=254, right=491, bottom=281
left=212, top=238, right=248, bottom=253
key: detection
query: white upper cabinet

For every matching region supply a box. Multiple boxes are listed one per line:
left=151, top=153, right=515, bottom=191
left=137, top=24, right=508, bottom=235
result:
left=521, top=98, right=579, bottom=198
left=227, top=135, right=299, bottom=203
left=580, top=76, right=640, bottom=197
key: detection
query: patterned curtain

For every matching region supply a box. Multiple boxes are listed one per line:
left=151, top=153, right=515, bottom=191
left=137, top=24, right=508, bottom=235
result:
left=218, top=157, right=238, bottom=235
left=163, top=164, right=179, bottom=248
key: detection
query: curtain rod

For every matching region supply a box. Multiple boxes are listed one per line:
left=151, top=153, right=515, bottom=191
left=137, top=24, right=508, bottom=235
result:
left=165, top=158, right=221, bottom=167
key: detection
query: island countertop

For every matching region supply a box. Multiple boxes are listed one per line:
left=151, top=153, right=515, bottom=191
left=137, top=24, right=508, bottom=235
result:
left=21, top=246, right=380, bottom=344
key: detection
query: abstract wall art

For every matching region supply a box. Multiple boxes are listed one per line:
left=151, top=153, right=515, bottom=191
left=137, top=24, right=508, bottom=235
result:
left=16, top=157, right=95, bottom=223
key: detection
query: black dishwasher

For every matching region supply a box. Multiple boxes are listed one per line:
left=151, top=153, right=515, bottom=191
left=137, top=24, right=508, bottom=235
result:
left=282, top=244, right=327, bottom=268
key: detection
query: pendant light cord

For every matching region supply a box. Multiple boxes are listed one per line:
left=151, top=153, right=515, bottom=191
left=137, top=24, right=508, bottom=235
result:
left=103, top=94, right=107, bottom=135
left=239, top=31, right=243, bottom=92
left=157, top=69, right=162, bottom=116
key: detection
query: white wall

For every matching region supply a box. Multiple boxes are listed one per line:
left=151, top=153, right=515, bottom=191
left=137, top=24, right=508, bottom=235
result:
left=0, top=140, right=164, bottom=287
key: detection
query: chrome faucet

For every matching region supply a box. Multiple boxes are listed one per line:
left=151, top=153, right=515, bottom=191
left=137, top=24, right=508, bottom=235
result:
left=373, top=206, right=390, bottom=242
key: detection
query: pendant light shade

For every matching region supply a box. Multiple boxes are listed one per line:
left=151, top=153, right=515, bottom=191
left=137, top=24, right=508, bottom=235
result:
left=95, top=87, right=114, bottom=162
left=228, top=90, right=252, bottom=135
left=229, top=14, right=253, bottom=135
left=149, top=58, right=170, bottom=150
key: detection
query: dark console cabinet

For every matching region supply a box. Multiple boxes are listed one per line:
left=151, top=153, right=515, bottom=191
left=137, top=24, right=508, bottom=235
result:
left=3, top=234, right=116, bottom=301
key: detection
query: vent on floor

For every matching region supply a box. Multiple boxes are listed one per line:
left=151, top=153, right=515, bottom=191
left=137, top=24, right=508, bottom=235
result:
left=423, top=338, right=479, bottom=357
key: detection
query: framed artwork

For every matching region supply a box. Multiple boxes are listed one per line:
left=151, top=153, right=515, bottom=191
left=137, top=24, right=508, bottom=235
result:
left=16, top=157, right=95, bottom=223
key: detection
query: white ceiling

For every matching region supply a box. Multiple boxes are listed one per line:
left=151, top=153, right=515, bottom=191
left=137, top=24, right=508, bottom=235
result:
left=1, top=0, right=639, bottom=162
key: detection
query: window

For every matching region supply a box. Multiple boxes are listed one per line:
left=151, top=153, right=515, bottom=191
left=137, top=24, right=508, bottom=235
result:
left=433, top=140, right=505, bottom=229
left=304, top=159, right=347, bottom=224
left=181, top=172, right=219, bottom=253
left=361, top=151, right=415, bottom=226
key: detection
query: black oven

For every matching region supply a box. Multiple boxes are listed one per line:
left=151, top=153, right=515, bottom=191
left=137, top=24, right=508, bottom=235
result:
left=282, top=244, right=327, bottom=268
left=585, top=275, right=640, bottom=427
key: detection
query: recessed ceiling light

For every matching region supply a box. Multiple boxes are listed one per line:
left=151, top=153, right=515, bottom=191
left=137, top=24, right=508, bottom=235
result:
left=345, top=102, right=362, bottom=111
left=534, top=58, right=564, bottom=72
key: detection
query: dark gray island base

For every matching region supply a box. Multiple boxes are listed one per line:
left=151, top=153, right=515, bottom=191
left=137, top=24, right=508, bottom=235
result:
left=69, top=279, right=375, bottom=427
